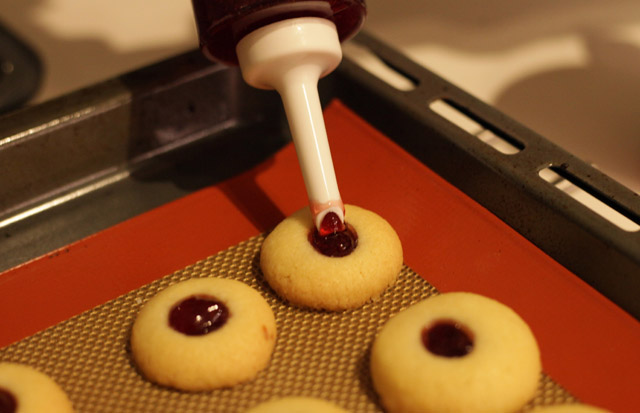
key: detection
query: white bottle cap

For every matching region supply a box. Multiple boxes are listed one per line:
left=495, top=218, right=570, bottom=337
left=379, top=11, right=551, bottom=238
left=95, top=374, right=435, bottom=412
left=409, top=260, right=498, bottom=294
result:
left=236, top=17, right=345, bottom=230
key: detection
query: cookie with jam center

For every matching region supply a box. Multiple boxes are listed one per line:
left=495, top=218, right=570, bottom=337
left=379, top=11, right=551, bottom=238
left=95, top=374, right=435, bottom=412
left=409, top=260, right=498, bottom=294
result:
left=130, top=277, right=276, bottom=391
left=247, top=396, right=350, bottom=413
left=260, top=204, right=403, bottom=311
left=0, top=362, right=74, bottom=413
left=370, top=292, right=541, bottom=413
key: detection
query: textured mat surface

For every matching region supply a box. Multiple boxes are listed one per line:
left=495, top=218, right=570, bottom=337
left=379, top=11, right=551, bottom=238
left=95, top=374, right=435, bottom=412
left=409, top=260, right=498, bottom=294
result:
left=0, top=235, right=575, bottom=412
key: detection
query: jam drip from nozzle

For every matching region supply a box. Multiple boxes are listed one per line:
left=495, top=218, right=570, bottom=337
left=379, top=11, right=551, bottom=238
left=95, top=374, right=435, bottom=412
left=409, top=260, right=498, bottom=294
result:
left=309, top=211, right=357, bottom=257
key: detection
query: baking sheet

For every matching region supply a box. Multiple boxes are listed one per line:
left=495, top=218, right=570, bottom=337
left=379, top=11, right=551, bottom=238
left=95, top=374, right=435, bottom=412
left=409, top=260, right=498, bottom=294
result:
left=0, top=235, right=575, bottom=412
left=1, top=101, right=638, bottom=412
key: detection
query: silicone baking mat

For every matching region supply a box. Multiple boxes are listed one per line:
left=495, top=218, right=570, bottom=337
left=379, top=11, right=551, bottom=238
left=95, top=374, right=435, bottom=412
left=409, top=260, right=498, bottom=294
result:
left=1, top=101, right=638, bottom=411
left=0, top=235, right=574, bottom=412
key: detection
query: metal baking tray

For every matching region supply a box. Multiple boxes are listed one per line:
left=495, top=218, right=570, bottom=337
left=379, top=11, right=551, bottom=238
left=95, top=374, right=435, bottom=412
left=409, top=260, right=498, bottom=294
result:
left=1, top=32, right=638, bottom=320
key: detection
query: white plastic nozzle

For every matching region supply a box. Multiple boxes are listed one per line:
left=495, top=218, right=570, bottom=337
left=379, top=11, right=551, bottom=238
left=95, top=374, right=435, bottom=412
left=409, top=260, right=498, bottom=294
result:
left=236, top=17, right=345, bottom=230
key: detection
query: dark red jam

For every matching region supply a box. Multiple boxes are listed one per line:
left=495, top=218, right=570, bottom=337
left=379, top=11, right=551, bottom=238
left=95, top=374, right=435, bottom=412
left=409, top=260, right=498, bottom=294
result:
left=169, top=295, right=229, bottom=336
left=319, top=210, right=346, bottom=236
left=421, top=320, right=474, bottom=358
left=0, top=388, right=16, bottom=413
left=309, top=212, right=357, bottom=257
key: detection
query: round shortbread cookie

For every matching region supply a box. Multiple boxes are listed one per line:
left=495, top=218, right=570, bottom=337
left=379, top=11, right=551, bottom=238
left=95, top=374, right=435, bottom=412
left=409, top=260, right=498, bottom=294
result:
left=246, top=396, right=349, bottom=413
left=0, top=362, right=74, bottom=413
left=131, top=277, right=277, bottom=391
left=260, top=204, right=403, bottom=310
left=530, top=405, right=611, bottom=413
left=370, top=292, right=541, bottom=413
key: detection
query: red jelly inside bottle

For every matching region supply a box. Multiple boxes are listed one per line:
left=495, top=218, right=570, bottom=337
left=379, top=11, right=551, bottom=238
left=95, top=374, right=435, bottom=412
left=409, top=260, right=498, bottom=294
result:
left=421, top=320, right=474, bottom=358
left=0, top=388, right=16, bottom=413
left=309, top=212, right=357, bottom=257
left=191, top=0, right=366, bottom=64
left=169, top=295, right=229, bottom=336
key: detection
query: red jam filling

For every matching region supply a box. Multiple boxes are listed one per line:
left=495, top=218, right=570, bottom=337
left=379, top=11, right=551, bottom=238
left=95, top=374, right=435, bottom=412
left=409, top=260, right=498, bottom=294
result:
left=421, top=320, right=474, bottom=357
left=318, top=211, right=346, bottom=236
left=310, top=212, right=357, bottom=257
left=0, top=388, right=16, bottom=413
left=169, top=295, right=229, bottom=336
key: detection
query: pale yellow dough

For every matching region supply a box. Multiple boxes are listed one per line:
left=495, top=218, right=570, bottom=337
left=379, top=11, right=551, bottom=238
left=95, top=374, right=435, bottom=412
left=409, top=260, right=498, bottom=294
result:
left=131, top=277, right=277, bottom=391
left=0, top=362, right=74, bottom=413
left=260, top=205, right=403, bottom=311
left=370, top=292, right=541, bottom=413
left=246, top=396, right=350, bottom=413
